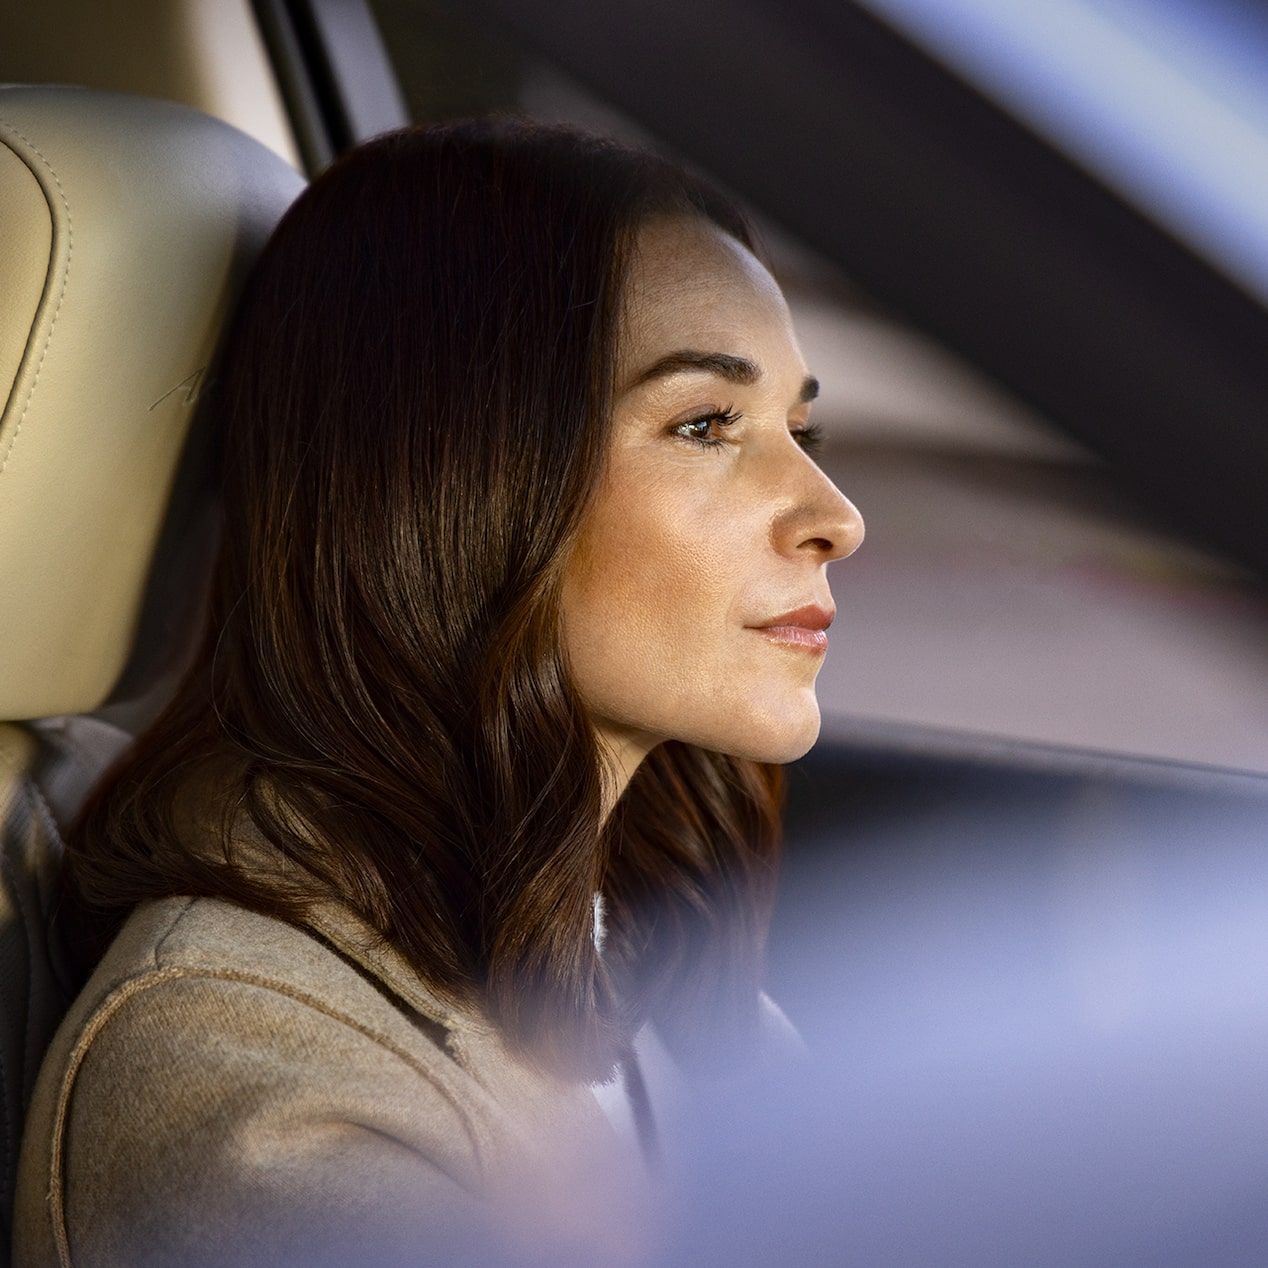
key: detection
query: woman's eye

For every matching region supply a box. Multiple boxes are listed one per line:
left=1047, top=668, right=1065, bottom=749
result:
left=791, top=420, right=823, bottom=455
left=672, top=407, right=741, bottom=449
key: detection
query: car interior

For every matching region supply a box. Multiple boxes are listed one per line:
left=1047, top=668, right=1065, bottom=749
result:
left=0, top=80, right=302, bottom=1253
left=1, top=1, right=1267, bottom=1262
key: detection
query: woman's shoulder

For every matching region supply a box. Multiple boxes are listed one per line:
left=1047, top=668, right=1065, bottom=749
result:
left=50, top=895, right=495, bottom=1096
left=14, top=896, right=625, bottom=1267
left=90, top=894, right=475, bottom=1038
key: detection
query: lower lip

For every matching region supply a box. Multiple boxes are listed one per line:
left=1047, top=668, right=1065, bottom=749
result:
left=754, top=625, right=829, bottom=653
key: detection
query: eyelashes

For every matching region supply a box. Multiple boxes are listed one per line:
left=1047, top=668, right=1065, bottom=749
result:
left=791, top=421, right=823, bottom=455
left=671, top=409, right=824, bottom=456
left=671, top=405, right=743, bottom=450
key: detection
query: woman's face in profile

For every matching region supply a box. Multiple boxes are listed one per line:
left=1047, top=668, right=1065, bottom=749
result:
left=563, top=216, right=863, bottom=781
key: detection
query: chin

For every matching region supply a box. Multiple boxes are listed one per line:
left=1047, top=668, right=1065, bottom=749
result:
left=726, top=703, right=822, bottom=765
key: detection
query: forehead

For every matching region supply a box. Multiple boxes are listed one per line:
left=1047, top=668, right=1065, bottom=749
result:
left=618, top=216, right=798, bottom=375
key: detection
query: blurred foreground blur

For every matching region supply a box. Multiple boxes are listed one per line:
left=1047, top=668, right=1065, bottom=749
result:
left=653, top=755, right=1268, bottom=1266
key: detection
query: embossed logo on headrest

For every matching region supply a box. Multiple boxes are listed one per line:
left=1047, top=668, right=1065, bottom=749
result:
left=148, top=368, right=207, bottom=413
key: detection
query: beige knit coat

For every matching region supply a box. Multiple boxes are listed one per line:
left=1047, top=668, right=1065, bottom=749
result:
left=14, top=895, right=648, bottom=1267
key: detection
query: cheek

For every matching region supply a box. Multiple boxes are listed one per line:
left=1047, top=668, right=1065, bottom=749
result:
left=563, top=474, right=744, bottom=713
left=561, top=459, right=824, bottom=765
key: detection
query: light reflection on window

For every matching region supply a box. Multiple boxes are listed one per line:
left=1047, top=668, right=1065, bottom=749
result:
left=859, top=0, right=1268, bottom=306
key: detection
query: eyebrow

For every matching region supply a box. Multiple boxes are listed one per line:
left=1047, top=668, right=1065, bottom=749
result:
left=631, top=349, right=820, bottom=403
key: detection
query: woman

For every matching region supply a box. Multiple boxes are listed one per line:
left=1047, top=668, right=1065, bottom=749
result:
left=15, top=118, right=862, bottom=1265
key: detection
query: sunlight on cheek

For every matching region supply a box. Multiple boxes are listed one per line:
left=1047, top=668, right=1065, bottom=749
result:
left=562, top=453, right=828, bottom=764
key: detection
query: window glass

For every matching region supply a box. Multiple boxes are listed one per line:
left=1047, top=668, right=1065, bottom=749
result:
left=860, top=0, right=1268, bottom=304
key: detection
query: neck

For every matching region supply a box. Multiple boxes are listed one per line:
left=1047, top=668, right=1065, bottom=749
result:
left=595, top=728, right=657, bottom=825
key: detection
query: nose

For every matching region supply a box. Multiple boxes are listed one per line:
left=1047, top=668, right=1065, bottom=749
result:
left=773, top=458, right=864, bottom=562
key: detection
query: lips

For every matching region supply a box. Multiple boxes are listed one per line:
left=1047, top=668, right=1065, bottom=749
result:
left=750, top=604, right=834, bottom=652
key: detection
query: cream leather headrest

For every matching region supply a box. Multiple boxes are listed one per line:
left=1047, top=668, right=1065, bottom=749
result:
left=0, top=86, right=303, bottom=720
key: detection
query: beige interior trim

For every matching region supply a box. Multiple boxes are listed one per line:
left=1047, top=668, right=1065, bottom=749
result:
left=0, top=143, right=51, bottom=427
left=0, top=0, right=301, bottom=169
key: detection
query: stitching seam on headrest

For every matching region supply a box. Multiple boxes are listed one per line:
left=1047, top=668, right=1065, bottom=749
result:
left=0, top=122, right=73, bottom=480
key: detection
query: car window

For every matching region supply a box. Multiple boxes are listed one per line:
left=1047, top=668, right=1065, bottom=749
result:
left=860, top=0, right=1268, bottom=305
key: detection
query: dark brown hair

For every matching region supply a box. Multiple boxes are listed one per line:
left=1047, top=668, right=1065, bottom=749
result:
left=71, top=118, right=783, bottom=1078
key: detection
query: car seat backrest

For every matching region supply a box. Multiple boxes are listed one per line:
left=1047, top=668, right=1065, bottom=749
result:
left=0, top=86, right=305, bottom=718
left=0, top=85, right=303, bottom=1257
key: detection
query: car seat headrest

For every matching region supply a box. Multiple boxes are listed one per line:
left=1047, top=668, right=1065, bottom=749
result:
left=0, top=85, right=304, bottom=720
